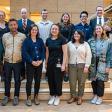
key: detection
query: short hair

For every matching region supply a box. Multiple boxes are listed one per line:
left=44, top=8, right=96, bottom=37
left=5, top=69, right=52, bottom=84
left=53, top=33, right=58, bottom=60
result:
left=0, top=10, right=6, bottom=16
left=41, top=9, right=48, bottom=13
left=21, top=8, right=27, bottom=13
left=96, top=6, right=104, bottom=11
left=8, top=18, right=18, bottom=24
left=80, top=11, right=88, bottom=18
left=72, top=30, right=85, bottom=44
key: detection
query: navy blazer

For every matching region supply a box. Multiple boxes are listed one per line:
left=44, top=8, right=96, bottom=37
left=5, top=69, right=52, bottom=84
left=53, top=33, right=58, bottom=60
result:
left=18, top=19, right=34, bottom=36
left=89, top=17, right=108, bottom=34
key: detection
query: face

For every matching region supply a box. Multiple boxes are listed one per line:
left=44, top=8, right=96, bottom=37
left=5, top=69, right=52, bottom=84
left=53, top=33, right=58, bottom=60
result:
left=96, top=6, right=104, bottom=17
left=95, top=25, right=103, bottom=36
left=74, top=31, right=81, bottom=41
left=41, top=11, right=48, bottom=20
left=80, top=13, right=88, bottom=23
left=0, top=11, right=5, bottom=21
left=31, top=26, right=38, bottom=37
left=9, top=21, right=18, bottom=32
left=21, top=10, right=27, bottom=19
left=51, top=25, right=59, bottom=37
left=62, top=14, right=70, bottom=23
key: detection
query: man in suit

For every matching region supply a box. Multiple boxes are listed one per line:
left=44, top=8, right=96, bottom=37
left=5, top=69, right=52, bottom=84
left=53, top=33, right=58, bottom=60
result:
left=18, top=8, right=34, bottom=81
left=90, top=6, right=111, bottom=35
left=18, top=8, right=34, bottom=36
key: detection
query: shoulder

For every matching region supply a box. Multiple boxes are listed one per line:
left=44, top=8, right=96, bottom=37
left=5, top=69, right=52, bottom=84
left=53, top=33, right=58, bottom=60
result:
left=18, top=32, right=26, bottom=38
left=27, top=19, right=34, bottom=24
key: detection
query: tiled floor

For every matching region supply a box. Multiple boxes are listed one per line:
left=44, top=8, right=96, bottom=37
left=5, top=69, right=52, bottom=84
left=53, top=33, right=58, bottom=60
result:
left=0, top=101, right=112, bottom=112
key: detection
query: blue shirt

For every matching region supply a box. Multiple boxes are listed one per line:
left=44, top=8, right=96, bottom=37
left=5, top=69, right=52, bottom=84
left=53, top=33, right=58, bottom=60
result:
left=22, top=37, right=45, bottom=63
left=74, top=23, right=92, bottom=41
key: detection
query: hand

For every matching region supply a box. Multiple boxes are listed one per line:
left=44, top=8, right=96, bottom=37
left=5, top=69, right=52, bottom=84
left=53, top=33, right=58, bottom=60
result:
left=61, top=64, right=65, bottom=72
left=36, top=60, right=42, bottom=66
left=103, top=25, right=111, bottom=31
left=83, top=67, right=89, bottom=74
left=106, top=68, right=110, bottom=73
left=32, top=61, right=37, bottom=66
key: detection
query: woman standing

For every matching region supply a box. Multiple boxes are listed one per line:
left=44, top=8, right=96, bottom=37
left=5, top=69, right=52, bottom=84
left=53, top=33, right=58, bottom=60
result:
left=58, top=13, right=74, bottom=81
left=67, top=30, right=92, bottom=105
left=0, top=10, right=9, bottom=80
left=46, top=24, right=67, bottom=106
left=88, top=25, right=111, bottom=105
left=22, top=24, right=45, bottom=106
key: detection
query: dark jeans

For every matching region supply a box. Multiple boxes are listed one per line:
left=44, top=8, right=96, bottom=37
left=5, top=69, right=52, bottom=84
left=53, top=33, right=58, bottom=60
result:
left=91, top=79, right=105, bottom=97
left=26, top=63, right=42, bottom=97
left=47, top=63, right=64, bottom=96
left=4, top=61, right=22, bottom=97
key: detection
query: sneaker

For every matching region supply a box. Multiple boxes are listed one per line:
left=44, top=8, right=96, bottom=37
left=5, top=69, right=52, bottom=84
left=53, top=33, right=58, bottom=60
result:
left=95, top=97, right=103, bottom=105
left=1, top=96, right=9, bottom=106
left=54, top=96, right=60, bottom=106
left=13, top=96, right=19, bottom=106
left=91, top=96, right=97, bottom=104
left=26, top=96, right=32, bottom=106
left=48, top=96, right=55, bottom=105
left=34, top=95, right=40, bottom=105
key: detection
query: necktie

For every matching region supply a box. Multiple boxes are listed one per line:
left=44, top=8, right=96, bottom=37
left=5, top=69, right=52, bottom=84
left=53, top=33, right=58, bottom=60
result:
left=99, top=18, right=102, bottom=25
left=23, top=19, right=26, bottom=30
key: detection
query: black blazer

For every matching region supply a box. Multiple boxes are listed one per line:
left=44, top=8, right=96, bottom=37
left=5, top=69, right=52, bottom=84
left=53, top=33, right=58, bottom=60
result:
left=90, top=17, right=108, bottom=34
left=18, top=19, right=34, bottom=36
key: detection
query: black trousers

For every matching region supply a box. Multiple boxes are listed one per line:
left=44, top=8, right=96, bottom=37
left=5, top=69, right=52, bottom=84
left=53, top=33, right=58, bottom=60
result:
left=4, top=61, right=22, bottom=97
left=26, top=63, right=42, bottom=97
left=47, top=63, right=64, bottom=96
left=91, top=79, right=105, bottom=97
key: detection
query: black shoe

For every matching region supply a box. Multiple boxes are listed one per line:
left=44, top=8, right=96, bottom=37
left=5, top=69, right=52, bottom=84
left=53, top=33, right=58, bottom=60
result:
left=13, top=96, right=19, bottom=106
left=1, top=96, right=9, bottom=106
left=64, top=75, right=69, bottom=82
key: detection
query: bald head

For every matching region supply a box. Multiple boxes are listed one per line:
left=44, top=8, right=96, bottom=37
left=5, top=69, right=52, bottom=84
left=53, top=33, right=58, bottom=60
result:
left=21, top=8, right=27, bottom=19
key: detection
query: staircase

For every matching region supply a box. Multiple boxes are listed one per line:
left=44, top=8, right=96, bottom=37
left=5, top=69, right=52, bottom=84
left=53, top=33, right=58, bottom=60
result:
left=0, top=76, right=112, bottom=101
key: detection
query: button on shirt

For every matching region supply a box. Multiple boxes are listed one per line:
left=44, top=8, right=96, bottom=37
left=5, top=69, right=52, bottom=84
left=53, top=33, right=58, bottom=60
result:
left=36, top=20, right=53, bottom=43
left=74, top=23, right=92, bottom=41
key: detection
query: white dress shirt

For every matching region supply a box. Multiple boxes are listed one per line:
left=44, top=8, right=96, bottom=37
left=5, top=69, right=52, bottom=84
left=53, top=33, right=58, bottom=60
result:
left=97, top=16, right=104, bottom=26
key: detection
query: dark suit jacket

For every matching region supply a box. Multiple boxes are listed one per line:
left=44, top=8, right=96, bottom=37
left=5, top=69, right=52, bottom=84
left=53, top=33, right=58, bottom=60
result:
left=18, top=19, right=34, bottom=36
left=90, top=17, right=108, bottom=34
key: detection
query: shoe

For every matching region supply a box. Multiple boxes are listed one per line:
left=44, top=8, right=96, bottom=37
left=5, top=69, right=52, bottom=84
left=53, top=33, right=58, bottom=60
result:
left=54, top=96, right=60, bottom=106
left=67, top=97, right=78, bottom=104
left=63, top=74, right=69, bottom=82
left=77, top=97, right=82, bottom=105
left=95, top=97, right=103, bottom=105
left=48, top=96, right=55, bottom=105
left=26, top=96, right=32, bottom=106
left=34, top=95, right=40, bottom=105
left=1, top=96, right=9, bottom=106
left=13, top=96, right=19, bottom=106
left=91, top=96, right=97, bottom=104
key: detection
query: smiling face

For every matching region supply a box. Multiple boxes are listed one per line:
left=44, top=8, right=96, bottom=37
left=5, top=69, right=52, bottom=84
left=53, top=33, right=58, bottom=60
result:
left=41, top=10, right=48, bottom=20
left=80, top=13, right=88, bottom=24
left=9, top=20, right=18, bottom=33
left=62, top=13, right=70, bottom=23
left=74, top=31, right=81, bottom=42
left=0, top=11, right=5, bottom=22
left=51, top=24, right=59, bottom=37
left=31, top=26, right=38, bottom=38
left=95, top=25, right=103, bottom=36
left=96, top=6, right=104, bottom=17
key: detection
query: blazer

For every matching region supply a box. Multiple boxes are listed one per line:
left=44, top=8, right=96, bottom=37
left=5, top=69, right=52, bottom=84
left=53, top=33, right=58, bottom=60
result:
left=18, top=19, right=34, bottom=36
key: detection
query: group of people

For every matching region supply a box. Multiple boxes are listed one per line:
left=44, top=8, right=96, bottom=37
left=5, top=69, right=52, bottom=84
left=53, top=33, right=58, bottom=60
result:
left=0, top=5, right=112, bottom=107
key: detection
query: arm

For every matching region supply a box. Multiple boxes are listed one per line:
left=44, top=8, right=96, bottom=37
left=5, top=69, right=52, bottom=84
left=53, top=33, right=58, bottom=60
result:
left=45, top=46, right=49, bottom=68
left=62, top=44, right=67, bottom=71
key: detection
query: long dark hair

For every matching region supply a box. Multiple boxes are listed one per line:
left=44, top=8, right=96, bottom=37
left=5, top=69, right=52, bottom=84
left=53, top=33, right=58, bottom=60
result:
left=60, top=12, right=71, bottom=25
left=72, top=30, right=85, bottom=44
left=29, top=24, right=39, bottom=38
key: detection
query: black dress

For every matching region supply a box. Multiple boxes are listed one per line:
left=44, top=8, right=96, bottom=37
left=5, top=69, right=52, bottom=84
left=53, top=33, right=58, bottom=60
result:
left=46, top=36, right=66, bottom=96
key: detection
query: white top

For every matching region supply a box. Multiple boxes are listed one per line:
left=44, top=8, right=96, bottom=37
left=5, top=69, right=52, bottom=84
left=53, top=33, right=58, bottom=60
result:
left=67, top=41, right=92, bottom=67
left=36, top=20, right=53, bottom=43
left=97, top=16, right=104, bottom=26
